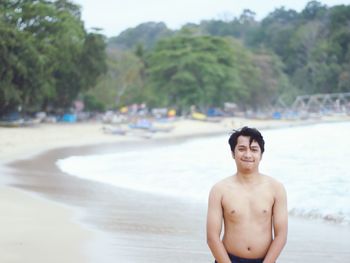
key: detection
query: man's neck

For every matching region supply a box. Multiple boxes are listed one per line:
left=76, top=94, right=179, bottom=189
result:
left=235, top=170, right=261, bottom=185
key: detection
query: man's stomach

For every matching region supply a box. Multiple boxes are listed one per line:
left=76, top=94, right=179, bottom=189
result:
left=222, top=224, right=272, bottom=259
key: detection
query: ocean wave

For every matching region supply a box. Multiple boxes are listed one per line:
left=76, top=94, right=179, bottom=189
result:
left=57, top=121, right=350, bottom=227
left=289, top=208, right=349, bottom=225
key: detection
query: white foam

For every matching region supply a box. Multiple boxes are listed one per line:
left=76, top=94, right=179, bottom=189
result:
left=57, top=121, right=350, bottom=224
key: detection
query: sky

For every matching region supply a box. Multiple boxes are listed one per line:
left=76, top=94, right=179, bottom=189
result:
left=74, top=0, right=349, bottom=37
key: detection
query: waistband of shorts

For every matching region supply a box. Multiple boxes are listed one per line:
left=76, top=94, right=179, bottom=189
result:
left=227, top=252, right=264, bottom=263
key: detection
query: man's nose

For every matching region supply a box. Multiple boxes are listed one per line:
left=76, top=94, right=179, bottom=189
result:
left=244, top=150, right=253, bottom=157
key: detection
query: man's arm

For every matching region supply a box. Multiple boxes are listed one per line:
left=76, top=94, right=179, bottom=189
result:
left=263, top=183, right=288, bottom=263
left=206, top=185, right=231, bottom=263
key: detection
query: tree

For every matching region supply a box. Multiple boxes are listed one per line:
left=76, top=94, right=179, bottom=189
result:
left=145, top=35, right=264, bottom=112
left=301, top=1, right=327, bottom=20
left=0, top=1, right=55, bottom=113
left=91, top=1, right=350, bottom=112
left=108, top=22, right=173, bottom=51
left=251, top=50, right=297, bottom=107
left=86, top=48, right=144, bottom=109
left=254, top=7, right=299, bottom=68
left=0, top=0, right=107, bottom=114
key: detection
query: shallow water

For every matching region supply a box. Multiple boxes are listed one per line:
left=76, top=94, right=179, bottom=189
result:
left=57, top=121, right=350, bottom=224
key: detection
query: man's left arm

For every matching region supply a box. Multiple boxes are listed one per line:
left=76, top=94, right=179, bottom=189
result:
left=263, top=182, right=288, bottom=263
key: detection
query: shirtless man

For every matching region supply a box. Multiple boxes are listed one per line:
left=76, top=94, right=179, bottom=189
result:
left=207, top=127, right=288, bottom=263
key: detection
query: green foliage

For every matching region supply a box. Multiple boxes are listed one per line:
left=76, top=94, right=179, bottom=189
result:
left=145, top=35, right=277, bottom=111
left=98, top=1, right=350, bottom=112
left=0, top=0, right=106, bottom=114
left=80, top=32, right=107, bottom=90
left=0, top=1, right=58, bottom=113
left=108, top=22, right=173, bottom=51
left=83, top=94, right=105, bottom=112
left=252, top=50, right=297, bottom=106
left=186, top=9, right=260, bottom=47
left=251, top=1, right=350, bottom=96
left=86, top=49, right=144, bottom=109
left=301, top=1, right=327, bottom=20
left=4, top=0, right=350, bottom=115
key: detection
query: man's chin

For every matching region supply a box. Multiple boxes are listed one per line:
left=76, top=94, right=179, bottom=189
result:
left=239, top=165, right=256, bottom=173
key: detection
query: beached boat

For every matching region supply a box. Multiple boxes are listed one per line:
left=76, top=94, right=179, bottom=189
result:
left=102, top=125, right=127, bottom=135
left=0, top=120, right=24, bottom=127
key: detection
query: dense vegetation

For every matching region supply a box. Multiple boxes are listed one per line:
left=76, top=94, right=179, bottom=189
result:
left=1, top=1, right=350, bottom=115
left=102, top=1, right=350, bottom=113
left=145, top=34, right=290, bottom=112
left=0, top=0, right=106, bottom=115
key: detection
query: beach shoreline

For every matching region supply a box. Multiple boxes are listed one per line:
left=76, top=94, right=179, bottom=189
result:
left=2, top=116, right=350, bottom=262
left=3, top=115, right=350, bottom=164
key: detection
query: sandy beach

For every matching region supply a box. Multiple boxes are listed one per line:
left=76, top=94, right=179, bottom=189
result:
left=1, top=116, right=350, bottom=262
left=0, top=186, right=93, bottom=263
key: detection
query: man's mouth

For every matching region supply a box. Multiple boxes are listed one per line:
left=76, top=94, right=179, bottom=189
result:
left=242, top=159, right=254, bottom=163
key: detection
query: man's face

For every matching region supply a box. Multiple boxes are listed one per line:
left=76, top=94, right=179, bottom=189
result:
left=232, top=135, right=262, bottom=173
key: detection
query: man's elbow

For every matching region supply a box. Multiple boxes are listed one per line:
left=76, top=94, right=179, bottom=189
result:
left=206, top=234, right=213, bottom=246
left=279, top=235, right=287, bottom=248
left=279, top=236, right=287, bottom=254
left=275, top=232, right=288, bottom=247
left=207, top=234, right=220, bottom=248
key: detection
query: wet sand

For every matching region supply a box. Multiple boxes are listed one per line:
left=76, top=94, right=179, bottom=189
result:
left=2, top=117, right=350, bottom=262
left=5, top=139, right=212, bottom=262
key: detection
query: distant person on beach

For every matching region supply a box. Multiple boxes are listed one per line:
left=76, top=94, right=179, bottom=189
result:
left=206, top=127, right=288, bottom=263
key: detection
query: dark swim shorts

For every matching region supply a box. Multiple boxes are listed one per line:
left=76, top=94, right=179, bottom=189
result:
left=215, top=252, right=264, bottom=263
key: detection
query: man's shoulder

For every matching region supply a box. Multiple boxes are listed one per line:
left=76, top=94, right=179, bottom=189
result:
left=261, top=174, right=286, bottom=195
left=210, top=176, right=233, bottom=193
left=262, top=174, right=284, bottom=186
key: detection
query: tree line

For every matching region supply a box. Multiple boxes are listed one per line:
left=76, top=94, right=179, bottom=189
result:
left=1, top=1, right=350, bottom=116
left=93, top=1, right=350, bottom=113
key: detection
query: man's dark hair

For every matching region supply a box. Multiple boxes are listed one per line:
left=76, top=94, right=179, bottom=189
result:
left=228, top=126, right=265, bottom=154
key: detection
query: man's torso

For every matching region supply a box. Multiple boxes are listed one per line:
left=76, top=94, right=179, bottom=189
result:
left=220, top=175, right=276, bottom=259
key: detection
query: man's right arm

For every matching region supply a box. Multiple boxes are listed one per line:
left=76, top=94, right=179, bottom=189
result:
left=206, top=185, right=231, bottom=263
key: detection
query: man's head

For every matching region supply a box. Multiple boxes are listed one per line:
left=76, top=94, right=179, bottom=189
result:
left=228, top=126, right=265, bottom=155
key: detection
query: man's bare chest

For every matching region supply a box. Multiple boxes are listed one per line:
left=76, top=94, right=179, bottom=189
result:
left=221, top=188, right=274, bottom=222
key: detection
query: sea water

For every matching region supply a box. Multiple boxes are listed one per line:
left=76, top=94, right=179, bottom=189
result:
left=57, top=121, right=350, bottom=224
